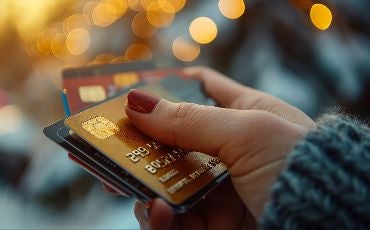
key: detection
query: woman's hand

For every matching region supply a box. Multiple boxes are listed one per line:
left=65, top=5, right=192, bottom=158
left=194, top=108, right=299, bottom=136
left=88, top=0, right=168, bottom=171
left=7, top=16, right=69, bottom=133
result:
left=134, top=179, right=256, bottom=230
left=124, top=67, right=315, bottom=229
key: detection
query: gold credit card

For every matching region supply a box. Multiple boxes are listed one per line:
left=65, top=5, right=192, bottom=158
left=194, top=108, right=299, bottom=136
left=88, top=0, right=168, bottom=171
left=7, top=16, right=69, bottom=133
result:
left=64, top=85, right=227, bottom=205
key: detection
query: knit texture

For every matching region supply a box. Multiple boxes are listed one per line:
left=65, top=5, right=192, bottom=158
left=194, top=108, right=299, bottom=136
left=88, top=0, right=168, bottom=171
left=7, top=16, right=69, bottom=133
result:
left=261, top=115, right=370, bottom=230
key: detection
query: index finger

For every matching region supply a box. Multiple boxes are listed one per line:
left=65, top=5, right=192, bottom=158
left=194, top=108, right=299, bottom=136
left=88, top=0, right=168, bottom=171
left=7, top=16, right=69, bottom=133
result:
left=181, top=66, right=248, bottom=108
left=181, top=67, right=315, bottom=128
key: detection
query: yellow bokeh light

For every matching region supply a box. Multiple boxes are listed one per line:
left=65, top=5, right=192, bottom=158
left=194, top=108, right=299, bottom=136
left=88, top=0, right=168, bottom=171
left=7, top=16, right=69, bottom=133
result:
left=83, top=1, right=99, bottom=21
left=124, top=43, right=152, bottom=61
left=172, top=36, right=200, bottom=62
left=128, top=0, right=144, bottom=11
left=140, top=0, right=154, bottom=10
left=189, top=17, right=218, bottom=44
left=132, top=13, right=157, bottom=38
left=310, top=4, right=332, bottom=30
left=105, top=0, right=128, bottom=15
left=160, top=0, right=186, bottom=13
left=146, top=1, right=175, bottom=28
left=218, top=0, right=245, bottom=19
left=37, top=28, right=58, bottom=55
left=63, top=14, right=90, bottom=33
left=66, top=28, right=90, bottom=56
left=51, top=33, right=69, bottom=60
left=89, top=53, right=115, bottom=65
left=92, top=2, right=118, bottom=27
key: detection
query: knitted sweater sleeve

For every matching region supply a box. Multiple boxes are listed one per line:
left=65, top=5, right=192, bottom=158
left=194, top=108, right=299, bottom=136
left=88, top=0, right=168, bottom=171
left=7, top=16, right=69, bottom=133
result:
left=261, top=115, right=370, bottom=230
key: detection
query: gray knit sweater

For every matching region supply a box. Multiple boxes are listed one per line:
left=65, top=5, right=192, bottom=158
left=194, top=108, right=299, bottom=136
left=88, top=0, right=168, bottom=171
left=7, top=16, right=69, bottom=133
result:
left=261, top=115, right=370, bottom=229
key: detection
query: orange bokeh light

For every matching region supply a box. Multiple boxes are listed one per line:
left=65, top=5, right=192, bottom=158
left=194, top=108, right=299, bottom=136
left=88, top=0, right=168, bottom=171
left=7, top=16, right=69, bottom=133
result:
left=146, top=1, right=175, bottom=28
left=63, top=14, right=90, bottom=33
left=161, top=0, right=186, bottom=13
left=310, top=3, right=333, bottom=30
left=132, top=12, right=157, bottom=38
left=218, top=0, right=245, bottom=19
left=124, top=43, right=152, bottom=61
left=92, top=0, right=127, bottom=27
left=66, top=28, right=90, bottom=55
left=51, top=33, right=69, bottom=59
left=128, top=0, right=143, bottom=11
left=189, top=17, right=218, bottom=44
left=172, top=36, right=200, bottom=62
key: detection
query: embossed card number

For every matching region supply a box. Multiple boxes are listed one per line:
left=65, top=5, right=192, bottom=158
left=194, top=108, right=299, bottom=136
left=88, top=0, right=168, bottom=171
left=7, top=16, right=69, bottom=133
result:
left=126, top=147, right=149, bottom=163
left=126, top=141, right=189, bottom=175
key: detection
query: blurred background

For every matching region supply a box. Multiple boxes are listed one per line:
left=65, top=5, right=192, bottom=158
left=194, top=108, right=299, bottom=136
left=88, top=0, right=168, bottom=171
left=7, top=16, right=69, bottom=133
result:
left=0, top=0, right=369, bottom=228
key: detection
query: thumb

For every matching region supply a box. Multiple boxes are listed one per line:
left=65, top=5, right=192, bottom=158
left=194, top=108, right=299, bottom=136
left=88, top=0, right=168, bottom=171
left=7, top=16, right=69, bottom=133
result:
left=125, top=89, right=271, bottom=164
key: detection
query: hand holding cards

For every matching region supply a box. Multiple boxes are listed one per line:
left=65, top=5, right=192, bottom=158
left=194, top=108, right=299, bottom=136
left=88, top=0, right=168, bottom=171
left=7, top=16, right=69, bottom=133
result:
left=44, top=61, right=228, bottom=213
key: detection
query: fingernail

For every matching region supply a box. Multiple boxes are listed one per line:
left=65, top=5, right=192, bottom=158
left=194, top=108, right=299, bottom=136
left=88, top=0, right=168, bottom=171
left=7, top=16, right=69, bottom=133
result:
left=144, top=200, right=154, bottom=220
left=127, top=89, right=160, bottom=114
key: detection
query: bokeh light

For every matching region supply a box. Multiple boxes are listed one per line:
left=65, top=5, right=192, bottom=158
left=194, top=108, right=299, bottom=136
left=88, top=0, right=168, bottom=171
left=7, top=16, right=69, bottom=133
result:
left=189, top=17, right=218, bottom=44
left=0, top=105, right=23, bottom=134
left=132, top=13, right=157, bottom=38
left=162, top=0, right=186, bottom=13
left=146, top=1, right=175, bottom=28
left=66, top=28, right=90, bottom=55
left=218, top=0, right=245, bottom=19
left=128, top=0, right=143, bottom=11
left=140, top=0, right=154, bottom=10
left=51, top=33, right=69, bottom=59
left=124, top=43, right=152, bottom=61
left=172, top=36, right=200, bottom=62
left=89, top=53, right=115, bottom=65
left=83, top=1, right=99, bottom=21
left=310, top=3, right=332, bottom=30
left=63, top=14, right=90, bottom=33
left=92, top=1, right=124, bottom=27
left=108, top=0, right=128, bottom=16
left=37, top=28, right=58, bottom=55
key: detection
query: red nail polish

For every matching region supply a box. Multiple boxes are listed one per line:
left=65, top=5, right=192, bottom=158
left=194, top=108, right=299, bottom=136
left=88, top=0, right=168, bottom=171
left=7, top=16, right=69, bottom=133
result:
left=127, top=89, right=160, bottom=114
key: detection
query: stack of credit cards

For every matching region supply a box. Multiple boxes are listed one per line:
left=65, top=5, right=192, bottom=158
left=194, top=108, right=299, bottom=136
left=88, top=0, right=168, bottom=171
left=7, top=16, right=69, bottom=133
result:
left=44, top=61, right=228, bottom=213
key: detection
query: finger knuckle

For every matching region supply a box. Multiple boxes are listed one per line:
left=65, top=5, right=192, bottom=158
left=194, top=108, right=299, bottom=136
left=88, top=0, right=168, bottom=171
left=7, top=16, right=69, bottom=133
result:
left=168, top=102, right=197, bottom=125
left=166, top=102, right=200, bottom=146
